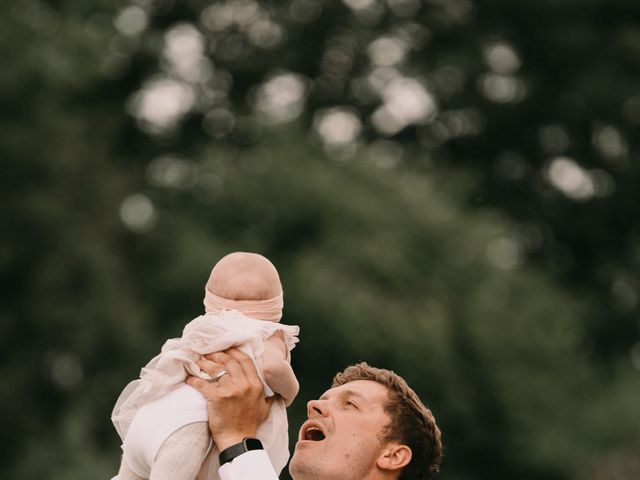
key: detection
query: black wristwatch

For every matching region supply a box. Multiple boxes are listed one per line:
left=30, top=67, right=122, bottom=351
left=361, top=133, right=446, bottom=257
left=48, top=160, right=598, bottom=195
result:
left=218, top=437, right=264, bottom=465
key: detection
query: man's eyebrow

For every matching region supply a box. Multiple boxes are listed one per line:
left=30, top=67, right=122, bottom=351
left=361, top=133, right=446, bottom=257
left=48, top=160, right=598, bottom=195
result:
left=319, top=389, right=369, bottom=403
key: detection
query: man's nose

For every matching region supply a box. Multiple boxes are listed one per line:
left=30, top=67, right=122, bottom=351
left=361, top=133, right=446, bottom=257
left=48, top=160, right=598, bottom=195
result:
left=307, top=399, right=329, bottom=418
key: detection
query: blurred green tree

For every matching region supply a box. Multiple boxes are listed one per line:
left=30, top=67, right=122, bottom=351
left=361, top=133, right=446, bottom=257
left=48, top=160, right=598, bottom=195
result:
left=2, top=0, right=639, bottom=479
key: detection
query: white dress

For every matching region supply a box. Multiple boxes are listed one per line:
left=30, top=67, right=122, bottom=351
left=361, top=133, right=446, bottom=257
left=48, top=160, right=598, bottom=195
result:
left=111, top=310, right=299, bottom=480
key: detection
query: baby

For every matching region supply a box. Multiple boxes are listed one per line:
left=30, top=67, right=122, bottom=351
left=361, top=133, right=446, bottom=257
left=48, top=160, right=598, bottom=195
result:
left=112, top=252, right=300, bottom=480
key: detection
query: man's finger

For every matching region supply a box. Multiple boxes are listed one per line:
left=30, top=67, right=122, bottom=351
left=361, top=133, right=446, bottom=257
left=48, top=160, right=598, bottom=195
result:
left=196, top=358, right=223, bottom=376
left=186, top=375, right=214, bottom=394
left=203, top=350, right=232, bottom=363
left=224, top=348, right=260, bottom=381
left=207, top=349, right=246, bottom=380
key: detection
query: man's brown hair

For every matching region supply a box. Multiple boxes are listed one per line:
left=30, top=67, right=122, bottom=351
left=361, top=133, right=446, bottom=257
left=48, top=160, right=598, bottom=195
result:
left=332, top=363, right=443, bottom=480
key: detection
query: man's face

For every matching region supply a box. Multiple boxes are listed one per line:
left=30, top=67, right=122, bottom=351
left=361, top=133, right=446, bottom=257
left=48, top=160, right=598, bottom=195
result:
left=289, top=380, right=392, bottom=480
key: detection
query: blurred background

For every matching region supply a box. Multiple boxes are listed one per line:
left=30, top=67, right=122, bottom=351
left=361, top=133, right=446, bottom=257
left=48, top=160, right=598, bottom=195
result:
left=2, top=0, right=640, bottom=478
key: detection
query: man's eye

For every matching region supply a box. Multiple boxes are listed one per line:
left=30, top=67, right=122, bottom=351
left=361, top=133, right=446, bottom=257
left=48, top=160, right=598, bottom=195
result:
left=346, top=400, right=358, bottom=408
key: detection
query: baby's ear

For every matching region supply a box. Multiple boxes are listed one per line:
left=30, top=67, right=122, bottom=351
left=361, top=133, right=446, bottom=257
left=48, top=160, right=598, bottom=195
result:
left=376, top=443, right=412, bottom=472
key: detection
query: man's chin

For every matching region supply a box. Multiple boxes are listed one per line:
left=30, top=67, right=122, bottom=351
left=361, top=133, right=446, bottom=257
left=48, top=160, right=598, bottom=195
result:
left=288, top=452, right=314, bottom=480
left=288, top=452, right=303, bottom=478
left=289, top=445, right=313, bottom=469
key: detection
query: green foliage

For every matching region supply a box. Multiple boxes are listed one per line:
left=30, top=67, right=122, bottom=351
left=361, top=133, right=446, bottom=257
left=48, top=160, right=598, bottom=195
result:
left=2, top=1, right=639, bottom=479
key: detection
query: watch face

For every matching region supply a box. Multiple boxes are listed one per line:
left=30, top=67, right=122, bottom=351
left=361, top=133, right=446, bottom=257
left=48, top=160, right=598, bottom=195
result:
left=244, top=437, right=263, bottom=450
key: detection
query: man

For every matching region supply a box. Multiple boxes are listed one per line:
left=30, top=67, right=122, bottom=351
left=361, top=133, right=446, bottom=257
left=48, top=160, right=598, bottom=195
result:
left=187, top=349, right=442, bottom=480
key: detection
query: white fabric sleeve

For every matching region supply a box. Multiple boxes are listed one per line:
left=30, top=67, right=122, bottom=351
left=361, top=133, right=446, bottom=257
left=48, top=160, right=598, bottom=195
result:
left=218, top=450, right=279, bottom=480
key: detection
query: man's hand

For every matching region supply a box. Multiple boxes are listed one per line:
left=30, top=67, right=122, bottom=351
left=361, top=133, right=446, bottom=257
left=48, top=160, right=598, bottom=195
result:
left=186, top=348, right=272, bottom=451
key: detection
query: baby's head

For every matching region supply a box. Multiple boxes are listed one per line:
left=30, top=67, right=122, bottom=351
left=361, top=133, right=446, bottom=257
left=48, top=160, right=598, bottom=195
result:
left=203, top=252, right=283, bottom=322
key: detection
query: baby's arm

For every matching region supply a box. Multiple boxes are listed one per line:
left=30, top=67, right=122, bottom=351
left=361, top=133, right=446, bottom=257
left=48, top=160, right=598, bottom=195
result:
left=261, top=331, right=299, bottom=406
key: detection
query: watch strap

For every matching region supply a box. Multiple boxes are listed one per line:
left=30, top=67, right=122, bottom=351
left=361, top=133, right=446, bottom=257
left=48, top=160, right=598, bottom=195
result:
left=218, top=437, right=264, bottom=465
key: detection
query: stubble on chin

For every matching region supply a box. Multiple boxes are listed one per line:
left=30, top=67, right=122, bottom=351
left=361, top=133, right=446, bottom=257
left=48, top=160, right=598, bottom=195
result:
left=289, top=451, right=321, bottom=480
left=288, top=455, right=305, bottom=480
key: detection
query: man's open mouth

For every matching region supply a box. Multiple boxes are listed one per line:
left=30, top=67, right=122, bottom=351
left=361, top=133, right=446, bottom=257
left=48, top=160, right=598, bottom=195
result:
left=301, top=422, right=326, bottom=441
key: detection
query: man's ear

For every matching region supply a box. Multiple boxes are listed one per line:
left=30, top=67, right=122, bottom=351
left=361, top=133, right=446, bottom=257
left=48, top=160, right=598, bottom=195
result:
left=376, top=443, right=412, bottom=472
